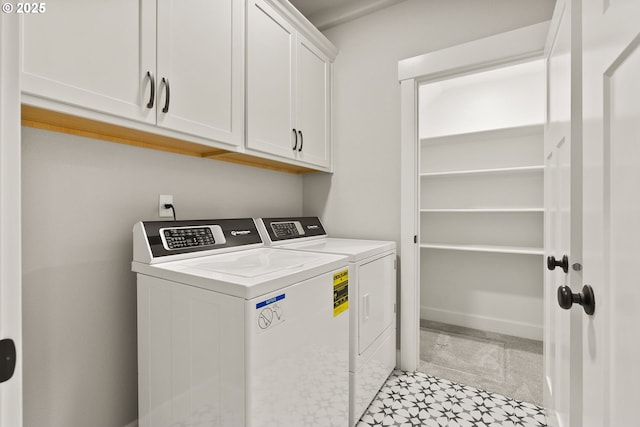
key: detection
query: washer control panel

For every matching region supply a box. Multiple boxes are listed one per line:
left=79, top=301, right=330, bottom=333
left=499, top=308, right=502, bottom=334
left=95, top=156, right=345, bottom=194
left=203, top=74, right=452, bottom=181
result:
left=270, top=221, right=305, bottom=239
left=160, top=226, right=218, bottom=250
left=136, top=218, right=263, bottom=262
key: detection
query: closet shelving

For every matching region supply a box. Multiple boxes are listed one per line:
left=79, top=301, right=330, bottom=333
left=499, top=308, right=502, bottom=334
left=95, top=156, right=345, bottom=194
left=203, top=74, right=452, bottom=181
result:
left=407, top=37, right=547, bottom=341
left=420, top=208, right=544, bottom=213
left=419, top=243, right=544, bottom=255
left=419, top=124, right=544, bottom=257
left=419, top=164, right=543, bottom=178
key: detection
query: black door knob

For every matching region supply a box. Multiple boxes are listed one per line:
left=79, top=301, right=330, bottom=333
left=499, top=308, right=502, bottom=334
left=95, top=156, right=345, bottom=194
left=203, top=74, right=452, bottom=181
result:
left=547, top=255, right=569, bottom=273
left=557, top=285, right=595, bottom=315
left=0, top=338, right=16, bottom=383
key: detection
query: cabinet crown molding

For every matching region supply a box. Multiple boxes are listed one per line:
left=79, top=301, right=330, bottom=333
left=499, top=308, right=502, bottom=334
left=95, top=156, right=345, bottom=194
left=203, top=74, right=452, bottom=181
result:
left=267, top=0, right=338, bottom=60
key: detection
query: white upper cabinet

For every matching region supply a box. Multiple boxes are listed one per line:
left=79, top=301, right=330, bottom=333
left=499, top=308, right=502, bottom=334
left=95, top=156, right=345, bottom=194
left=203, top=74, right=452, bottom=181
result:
left=295, top=37, right=330, bottom=167
left=20, top=0, right=334, bottom=172
left=21, top=0, right=156, bottom=124
left=21, top=0, right=243, bottom=147
left=246, top=0, right=296, bottom=159
left=155, top=0, right=243, bottom=145
left=246, top=0, right=335, bottom=170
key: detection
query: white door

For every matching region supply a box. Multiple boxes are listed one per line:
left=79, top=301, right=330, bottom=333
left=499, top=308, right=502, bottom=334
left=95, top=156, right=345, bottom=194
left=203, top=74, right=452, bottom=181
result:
left=543, top=0, right=583, bottom=424
left=296, top=37, right=330, bottom=168
left=543, top=142, right=573, bottom=427
left=581, top=0, right=640, bottom=425
left=156, top=0, right=243, bottom=146
left=20, top=0, right=156, bottom=124
left=246, top=0, right=296, bottom=159
left=0, top=12, right=23, bottom=427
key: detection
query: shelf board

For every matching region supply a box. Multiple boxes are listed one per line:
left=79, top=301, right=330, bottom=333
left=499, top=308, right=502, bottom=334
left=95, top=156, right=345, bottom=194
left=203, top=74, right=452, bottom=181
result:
left=420, top=124, right=544, bottom=144
left=420, top=208, right=544, bottom=213
left=419, top=242, right=544, bottom=255
left=21, top=105, right=319, bottom=175
left=420, top=165, right=543, bottom=178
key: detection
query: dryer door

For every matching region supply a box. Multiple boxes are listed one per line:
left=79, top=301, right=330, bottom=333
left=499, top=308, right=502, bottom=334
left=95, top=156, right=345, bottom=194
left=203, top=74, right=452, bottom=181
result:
left=358, top=253, right=396, bottom=354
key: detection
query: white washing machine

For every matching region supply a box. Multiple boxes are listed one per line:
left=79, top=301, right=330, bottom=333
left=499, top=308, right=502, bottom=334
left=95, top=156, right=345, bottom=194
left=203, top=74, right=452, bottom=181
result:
left=132, top=218, right=350, bottom=427
left=256, top=217, right=397, bottom=426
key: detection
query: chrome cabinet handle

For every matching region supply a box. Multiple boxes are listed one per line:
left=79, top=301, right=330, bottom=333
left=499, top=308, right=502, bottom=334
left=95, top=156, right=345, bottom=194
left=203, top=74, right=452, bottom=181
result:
left=146, top=71, right=155, bottom=109
left=292, top=128, right=298, bottom=150
left=161, top=77, right=170, bottom=113
left=298, top=130, right=303, bottom=152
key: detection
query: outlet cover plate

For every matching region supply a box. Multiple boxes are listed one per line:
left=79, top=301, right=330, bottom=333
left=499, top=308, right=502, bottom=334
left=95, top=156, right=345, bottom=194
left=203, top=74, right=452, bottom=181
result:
left=159, top=195, right=173, bottom=218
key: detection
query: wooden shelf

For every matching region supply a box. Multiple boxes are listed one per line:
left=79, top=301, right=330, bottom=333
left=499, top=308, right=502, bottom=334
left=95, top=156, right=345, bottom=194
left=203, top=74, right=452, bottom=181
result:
left=420, top=208, right=543, bottom=213
left=21, top=105, right=319, bottom=175
left=420, top=165, right=543, bottom=178
left=420, top=242, right=544, bottom=255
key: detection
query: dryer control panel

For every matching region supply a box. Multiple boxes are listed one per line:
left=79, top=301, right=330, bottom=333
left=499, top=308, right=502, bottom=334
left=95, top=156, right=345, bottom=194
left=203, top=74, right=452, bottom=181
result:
left=270, top=221, right=305, bottom=239
left=258, top=217, right=327, bottom=243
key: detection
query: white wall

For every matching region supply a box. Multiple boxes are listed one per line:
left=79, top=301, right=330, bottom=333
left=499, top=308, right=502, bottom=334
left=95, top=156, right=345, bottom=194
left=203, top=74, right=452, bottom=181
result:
left=303, top=0, right=555, bottom=243
left=419, top=60, right=545, bottom=139
left=21, top=127, right=302, bottom=427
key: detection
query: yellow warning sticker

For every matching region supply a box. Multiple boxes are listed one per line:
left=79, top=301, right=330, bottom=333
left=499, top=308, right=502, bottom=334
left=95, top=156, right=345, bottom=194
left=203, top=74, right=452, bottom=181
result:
left=333, top=269, right=349, bottom=317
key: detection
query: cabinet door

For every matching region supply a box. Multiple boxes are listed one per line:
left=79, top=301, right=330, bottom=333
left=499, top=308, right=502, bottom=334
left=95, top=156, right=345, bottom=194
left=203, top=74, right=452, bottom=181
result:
left=296, top=37, right=331, bottom=168
left=156, top=0, right=243, bottom=146
left=21, top=0, right=156, bottom=124
left=246, top=0, right=296, bottom=159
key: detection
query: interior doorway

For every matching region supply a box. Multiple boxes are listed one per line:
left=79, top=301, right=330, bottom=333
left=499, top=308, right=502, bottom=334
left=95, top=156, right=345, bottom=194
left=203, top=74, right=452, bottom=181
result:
left=414, top=56, right=545, bottom=405
left=398, top=22, right=551, bottom=405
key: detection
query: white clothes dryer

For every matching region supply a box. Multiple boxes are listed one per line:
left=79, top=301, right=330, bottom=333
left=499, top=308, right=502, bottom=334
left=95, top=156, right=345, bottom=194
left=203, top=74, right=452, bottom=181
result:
left=132, top=218, right=350, bottom=427
left=256, top=217, right=397, bottom=426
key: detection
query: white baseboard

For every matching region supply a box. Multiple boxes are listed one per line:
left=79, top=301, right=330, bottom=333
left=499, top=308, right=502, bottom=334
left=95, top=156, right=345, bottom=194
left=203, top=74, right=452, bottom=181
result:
left=420, top=305, right=543, bottom=341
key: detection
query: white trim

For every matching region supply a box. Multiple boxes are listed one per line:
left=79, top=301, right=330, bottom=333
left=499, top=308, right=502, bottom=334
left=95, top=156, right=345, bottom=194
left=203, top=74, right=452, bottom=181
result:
left=307, top=0, right=407, bottom=31
left=0, top=12, right=23, bottom=427
left=398, top=21, right=550, bottom=82
left=420, top=306, right=543, bottom=341
left=399, top=79, right=419, bottom=371
left=267, top=0, right=338, bottom=60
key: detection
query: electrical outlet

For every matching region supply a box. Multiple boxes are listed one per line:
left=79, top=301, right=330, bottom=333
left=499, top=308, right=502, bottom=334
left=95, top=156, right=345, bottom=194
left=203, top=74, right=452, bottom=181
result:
left=159, top=195, right=173, bottom=218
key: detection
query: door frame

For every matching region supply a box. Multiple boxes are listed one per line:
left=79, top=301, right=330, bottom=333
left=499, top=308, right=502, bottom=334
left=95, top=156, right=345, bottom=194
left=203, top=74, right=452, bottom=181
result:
left=0, top=12, right=23, bottom=427
left=397, top=22, right=549, bottom=371
left=542, top=0, right=585, bottom=424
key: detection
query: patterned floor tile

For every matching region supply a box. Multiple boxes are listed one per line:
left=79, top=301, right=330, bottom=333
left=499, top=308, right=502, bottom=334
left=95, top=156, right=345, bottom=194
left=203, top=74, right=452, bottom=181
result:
left=357, top=370, right=547, bottom=427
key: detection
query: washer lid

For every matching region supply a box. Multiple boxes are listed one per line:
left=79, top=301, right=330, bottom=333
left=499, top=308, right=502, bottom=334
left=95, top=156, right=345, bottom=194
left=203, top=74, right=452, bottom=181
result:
left=279, top=238, right=396, bottom=262
left=132, top=247, right=348, bottom=299
left=191, top=250, right=310, bottom=278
